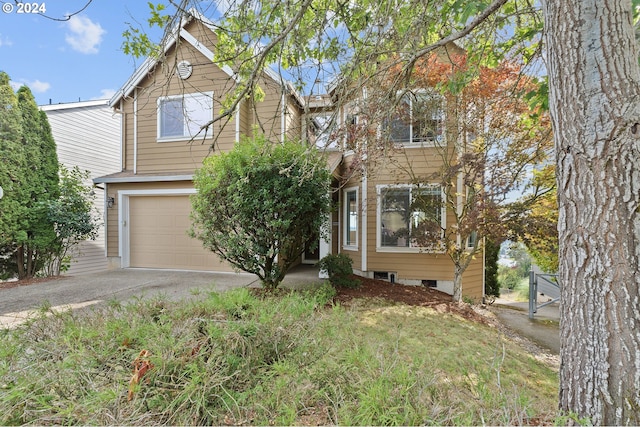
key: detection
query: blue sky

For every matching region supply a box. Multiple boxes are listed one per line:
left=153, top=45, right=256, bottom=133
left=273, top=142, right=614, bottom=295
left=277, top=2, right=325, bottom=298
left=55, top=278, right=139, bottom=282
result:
left=0, top=1, right=169, bottom=106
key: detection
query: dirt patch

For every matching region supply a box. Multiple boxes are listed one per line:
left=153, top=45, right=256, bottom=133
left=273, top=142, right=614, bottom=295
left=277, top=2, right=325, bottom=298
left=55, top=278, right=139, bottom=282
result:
left=334, top=275, right=492, bottom=325
left=0, top=275, right=65, bottom=290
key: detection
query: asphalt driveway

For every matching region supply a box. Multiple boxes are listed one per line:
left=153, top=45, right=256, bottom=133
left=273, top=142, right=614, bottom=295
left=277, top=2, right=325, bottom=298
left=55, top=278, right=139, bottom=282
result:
left=0, top=269, right=259, bottom=328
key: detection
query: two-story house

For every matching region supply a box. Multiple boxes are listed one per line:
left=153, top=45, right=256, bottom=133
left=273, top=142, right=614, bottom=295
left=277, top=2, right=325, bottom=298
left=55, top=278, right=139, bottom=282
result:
left=95, top=10, right=484, bottom=301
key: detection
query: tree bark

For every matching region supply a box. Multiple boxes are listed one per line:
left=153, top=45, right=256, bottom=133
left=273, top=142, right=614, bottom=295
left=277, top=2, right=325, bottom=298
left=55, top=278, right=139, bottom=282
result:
left=542, top=1, right=640, bottom=424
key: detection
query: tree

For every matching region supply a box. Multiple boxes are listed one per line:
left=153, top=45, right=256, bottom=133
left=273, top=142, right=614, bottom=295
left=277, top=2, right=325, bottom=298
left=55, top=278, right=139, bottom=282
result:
left=0, top=71, right=26, bottom=279
left=512, top=165, right=558, bottom=273
left=190, top=134, right=331, bottom=289
left=484, top=238, right=500, bottom=298
left=334, top=54, right=551, bottom=302
left=13, top=86, right=60, bottom=279
left=42, top=166, right=100, bottom=276
left=542, top=1, right=640, bottom=424
left=0, top=74, right=60, bottom=280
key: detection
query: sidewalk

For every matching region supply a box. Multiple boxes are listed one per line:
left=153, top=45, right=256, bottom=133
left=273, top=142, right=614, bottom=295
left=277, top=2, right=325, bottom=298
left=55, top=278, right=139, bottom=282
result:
left=489, top=290, right=560, bottom=354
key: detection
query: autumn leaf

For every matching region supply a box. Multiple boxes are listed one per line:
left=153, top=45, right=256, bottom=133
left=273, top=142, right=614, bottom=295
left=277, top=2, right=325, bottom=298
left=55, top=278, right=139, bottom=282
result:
left=127, top=349, right=154, bottom=401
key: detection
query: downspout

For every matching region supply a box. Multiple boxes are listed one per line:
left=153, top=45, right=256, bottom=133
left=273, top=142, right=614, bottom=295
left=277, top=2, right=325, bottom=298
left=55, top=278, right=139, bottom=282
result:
left=361, top=87, right=368, bottom=273
left=361, top=172, right=368, bottom=273
left=280, top=87, right=286, bottom=143
left=235, top=100, right=241, bottom=143
left=456, top=172, right=463, bottom=248
left=119, top=99, right=125, bottom=171
left=133, top=88, right=138, bottom=175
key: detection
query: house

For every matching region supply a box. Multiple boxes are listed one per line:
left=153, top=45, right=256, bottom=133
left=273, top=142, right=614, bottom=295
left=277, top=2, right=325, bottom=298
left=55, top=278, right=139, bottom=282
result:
left=94, top=12, right=306, bottom=273
left=95, top=10, right=485, bottom=300
left=41, top=100, right=121, bottom=275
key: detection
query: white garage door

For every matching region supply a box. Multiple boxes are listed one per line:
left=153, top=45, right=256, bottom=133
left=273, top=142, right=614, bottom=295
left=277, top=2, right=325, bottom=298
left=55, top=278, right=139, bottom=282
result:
left=128, top=195, right=232, bottom=271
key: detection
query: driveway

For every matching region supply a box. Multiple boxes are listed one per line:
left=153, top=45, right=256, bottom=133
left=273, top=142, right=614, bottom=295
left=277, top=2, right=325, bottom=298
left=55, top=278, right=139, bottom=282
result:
left=0, top=269, right=259, bottom=328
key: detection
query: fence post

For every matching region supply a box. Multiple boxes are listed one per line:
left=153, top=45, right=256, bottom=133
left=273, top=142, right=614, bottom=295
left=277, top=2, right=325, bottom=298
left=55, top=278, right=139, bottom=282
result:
left=529, top=270, right=536, bottom=319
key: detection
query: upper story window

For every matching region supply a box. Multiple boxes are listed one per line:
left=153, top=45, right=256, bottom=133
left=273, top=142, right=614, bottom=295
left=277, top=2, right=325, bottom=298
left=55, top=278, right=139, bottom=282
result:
left=378, top=184, right=445, bottom=251
left=307, top=112, right=338, bottom=150
left=157, top=92, right=213, bottom=141
left=382, top=91, right=443, bottom=145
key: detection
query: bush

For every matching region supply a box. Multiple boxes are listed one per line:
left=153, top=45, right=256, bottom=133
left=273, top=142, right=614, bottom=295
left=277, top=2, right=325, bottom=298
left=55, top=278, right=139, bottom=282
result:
left=318, top=253, right=360, bottom=288
left=498, top=265, right=524, bottom=290
left=190, top=134, right=331, bottom=289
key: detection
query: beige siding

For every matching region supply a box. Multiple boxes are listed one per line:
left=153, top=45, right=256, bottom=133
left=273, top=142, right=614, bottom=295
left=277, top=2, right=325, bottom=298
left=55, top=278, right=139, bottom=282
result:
left=462, top=257, right=484, bottom=302
left=337, top=146, right=484, bottom=300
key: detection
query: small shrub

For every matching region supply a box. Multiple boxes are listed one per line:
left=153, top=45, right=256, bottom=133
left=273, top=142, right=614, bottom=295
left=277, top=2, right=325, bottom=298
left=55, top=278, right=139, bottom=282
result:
left=318, top=253, right=360, bottom=288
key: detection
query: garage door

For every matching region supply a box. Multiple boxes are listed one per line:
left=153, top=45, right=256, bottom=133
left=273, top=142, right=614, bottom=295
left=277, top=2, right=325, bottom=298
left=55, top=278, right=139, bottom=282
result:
left=128, top=195, right=232, bottom=271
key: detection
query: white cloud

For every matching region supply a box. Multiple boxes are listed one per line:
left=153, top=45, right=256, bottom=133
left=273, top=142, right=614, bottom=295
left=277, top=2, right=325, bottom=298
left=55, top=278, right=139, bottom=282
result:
left=9, top=81, right=22, bottom=91
left=0, top=34, right=13, bottom=47
left=28, top=80, right=51, bottom=93
left=65, top=15, right=105, bottom=54
left=9, top=79, right=51, bottom=93
left=91, top=89, right=116, bottom=100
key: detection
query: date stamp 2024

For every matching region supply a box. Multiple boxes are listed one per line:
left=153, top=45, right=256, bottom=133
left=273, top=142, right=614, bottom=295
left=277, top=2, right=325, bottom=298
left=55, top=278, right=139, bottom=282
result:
left=2, top=2, right=47, bottom=14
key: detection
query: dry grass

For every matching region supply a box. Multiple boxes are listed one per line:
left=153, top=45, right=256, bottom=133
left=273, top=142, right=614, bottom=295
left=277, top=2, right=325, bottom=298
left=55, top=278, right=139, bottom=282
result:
left=0, top=284, right=558, bottom=425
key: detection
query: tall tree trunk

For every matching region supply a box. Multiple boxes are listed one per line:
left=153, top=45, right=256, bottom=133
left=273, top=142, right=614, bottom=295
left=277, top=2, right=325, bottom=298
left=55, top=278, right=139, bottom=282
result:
left=15, top=245, right=25, bottom=279
left=542, top=1, right=640, bottom=424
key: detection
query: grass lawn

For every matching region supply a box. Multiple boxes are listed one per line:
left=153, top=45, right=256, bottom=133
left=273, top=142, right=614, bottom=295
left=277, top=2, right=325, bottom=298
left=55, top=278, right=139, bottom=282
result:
left=0, top=283, right=558, bottom=425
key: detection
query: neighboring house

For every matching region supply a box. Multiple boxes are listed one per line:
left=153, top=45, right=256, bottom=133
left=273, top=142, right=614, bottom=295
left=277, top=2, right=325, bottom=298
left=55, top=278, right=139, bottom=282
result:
left=41, top=100, right=121, bottom=275
left=95, top=10, right=484, bottom=300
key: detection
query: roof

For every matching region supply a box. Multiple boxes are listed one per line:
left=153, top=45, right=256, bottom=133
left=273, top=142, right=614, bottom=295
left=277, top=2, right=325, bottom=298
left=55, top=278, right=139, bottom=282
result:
left=108, top=8, right=235, bottom=108
left=40, top=99, right=109, bottom=111
left=93, top=170, right=193, bottom=184
left=108, top=8, right=306, bottom=110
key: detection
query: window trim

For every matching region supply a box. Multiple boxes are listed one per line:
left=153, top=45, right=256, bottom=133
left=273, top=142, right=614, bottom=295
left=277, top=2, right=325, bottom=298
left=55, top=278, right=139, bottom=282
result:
left=343, top=186, right=359, bottom=250
left=376, top=184, right=446, bottom=253
left=157, top=91, right=214, bottom=142
left=382, top=90, right=444, bottom=147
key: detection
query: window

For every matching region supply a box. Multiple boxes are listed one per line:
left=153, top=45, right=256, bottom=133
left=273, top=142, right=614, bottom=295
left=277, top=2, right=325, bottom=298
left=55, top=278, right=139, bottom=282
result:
left=157, top=92, right=213, bottom=140
left=307, top=112, right=338, bottom=149
left=344, top=188, right=358, bottom=248
left=378, top=185, right=444, bottom=250
left=382, top=91, right=443, bottom=144
left=467, top=231, right=478, bottom=249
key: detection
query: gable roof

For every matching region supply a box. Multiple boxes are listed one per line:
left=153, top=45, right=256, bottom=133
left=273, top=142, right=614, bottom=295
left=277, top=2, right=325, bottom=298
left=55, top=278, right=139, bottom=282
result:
left=109, top=8, right=306, bottom=110
left=109, top=8, right=235, bottom=108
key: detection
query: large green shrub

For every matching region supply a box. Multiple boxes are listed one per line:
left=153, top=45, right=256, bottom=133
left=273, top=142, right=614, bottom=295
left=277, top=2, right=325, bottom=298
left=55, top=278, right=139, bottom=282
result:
left=191, top=134, right=331, bottom=289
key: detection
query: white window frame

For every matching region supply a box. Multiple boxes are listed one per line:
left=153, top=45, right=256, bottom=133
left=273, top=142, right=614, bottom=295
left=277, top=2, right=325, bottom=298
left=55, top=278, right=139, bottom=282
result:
left=157, top=92, right=214, bottom=142
left=376, top=184, right=446, bottom=253
left=343, top=187, right=359, bottom=250
left=382, top=90, right=444, bottom=147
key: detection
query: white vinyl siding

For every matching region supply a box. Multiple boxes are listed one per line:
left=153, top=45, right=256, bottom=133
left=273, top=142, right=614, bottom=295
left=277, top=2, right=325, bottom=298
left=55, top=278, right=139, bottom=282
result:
left=42, top=100, right=121, bottom=275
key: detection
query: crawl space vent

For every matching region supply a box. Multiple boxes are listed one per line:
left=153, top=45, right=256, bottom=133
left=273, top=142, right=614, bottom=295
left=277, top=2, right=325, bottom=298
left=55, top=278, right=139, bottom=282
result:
left=177, top=61, right=193, bottom=80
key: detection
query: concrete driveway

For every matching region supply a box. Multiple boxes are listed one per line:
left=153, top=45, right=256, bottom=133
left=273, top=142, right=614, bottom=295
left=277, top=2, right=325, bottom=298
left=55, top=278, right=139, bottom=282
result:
left=0, top=269, right=259, bottom=328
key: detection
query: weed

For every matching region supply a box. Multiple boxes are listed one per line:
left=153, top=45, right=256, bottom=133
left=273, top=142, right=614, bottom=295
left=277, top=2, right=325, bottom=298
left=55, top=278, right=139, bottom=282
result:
left=0, top=285, right=558, bottom=425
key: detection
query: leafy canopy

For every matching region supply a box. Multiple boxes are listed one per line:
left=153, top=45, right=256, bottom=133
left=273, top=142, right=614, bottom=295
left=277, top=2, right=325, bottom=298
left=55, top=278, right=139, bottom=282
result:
left=190, top=134, right=331, bottom=289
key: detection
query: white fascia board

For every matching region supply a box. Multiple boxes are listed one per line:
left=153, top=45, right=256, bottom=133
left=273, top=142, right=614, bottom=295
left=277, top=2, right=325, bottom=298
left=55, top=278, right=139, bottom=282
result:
left=40, top=99, right=109, bottom=111
left=93, top=174, right=193, bottom=184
